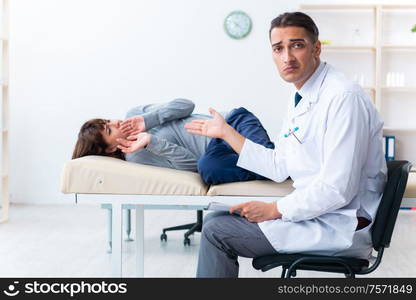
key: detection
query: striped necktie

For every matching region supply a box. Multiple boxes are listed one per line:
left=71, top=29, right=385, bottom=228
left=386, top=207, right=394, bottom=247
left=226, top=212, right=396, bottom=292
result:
left=294, top=92, right=302, bottom=107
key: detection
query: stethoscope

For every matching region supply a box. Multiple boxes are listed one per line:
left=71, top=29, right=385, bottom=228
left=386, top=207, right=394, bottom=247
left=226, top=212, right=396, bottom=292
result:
left=283, top=127, right=302, bottom=144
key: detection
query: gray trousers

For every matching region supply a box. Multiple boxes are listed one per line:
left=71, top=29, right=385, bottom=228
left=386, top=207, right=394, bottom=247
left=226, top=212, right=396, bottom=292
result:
left=196, top=211, right=277, bottom=278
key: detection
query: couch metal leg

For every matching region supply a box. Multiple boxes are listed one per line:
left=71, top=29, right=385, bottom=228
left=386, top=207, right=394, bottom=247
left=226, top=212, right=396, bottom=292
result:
left=101, top=204, right=113, bottom=254
left=124, top=208, right=133, bottom=242
left=111, top=203, right=123, bottom=277
left=135, top=205, right=144, bottom=277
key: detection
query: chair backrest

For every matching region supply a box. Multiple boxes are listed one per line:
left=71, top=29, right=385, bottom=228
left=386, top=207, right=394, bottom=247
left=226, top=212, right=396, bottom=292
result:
left=372, top=160, right=412, bottom=251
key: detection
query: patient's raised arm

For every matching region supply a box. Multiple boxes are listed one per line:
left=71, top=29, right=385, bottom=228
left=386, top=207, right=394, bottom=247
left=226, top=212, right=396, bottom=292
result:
left=125, top=98, right=195, bottom=131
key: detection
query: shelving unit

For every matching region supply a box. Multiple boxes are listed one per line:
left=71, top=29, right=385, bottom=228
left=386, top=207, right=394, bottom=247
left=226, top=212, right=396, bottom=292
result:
left=0, top=0, right=9, bottom=223
left=300, top=4, right=416, bottom=163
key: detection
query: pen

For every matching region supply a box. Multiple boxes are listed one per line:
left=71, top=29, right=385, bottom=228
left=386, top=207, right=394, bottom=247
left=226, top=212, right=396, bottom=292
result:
left=283, top=127, right=302, bottom=144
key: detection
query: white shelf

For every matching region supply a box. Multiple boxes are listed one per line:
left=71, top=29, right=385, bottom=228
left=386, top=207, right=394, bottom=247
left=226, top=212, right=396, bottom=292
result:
left=381, top=5, right=416, bottom=10
left=381, top=86, right=416, bottom=92
left=321, top=45, right=416, bottom=52
left=301, top=4, right=416, bottom=103
left=323, top=45, right=376, bottom=51
left=383, top=127, right=416, bottom=132
left=382, top=45, right=416, bottom=49
left=301, top=4, right=416, bottom=164
left=382, top=45, right=416, bottom=51
left=302, top=5, right=376, bottom=9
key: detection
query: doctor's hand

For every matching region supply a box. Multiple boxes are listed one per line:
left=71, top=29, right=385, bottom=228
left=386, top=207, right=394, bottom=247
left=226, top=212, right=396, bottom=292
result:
left=116, top=132, right=151, bottom=153
left=230, top=201, right=282, bottom=223
left=120, top=115, right=146, bottom=136
left=184, top=108, right=229, bottom=139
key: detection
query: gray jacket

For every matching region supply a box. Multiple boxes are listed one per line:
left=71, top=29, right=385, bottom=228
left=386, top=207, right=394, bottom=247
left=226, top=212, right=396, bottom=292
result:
left=124, top=99, right=211, bottom=172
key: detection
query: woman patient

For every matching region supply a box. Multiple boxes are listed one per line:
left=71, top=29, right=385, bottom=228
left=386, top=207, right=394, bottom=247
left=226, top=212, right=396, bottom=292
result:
left=72, top=98, right=274, bottom=185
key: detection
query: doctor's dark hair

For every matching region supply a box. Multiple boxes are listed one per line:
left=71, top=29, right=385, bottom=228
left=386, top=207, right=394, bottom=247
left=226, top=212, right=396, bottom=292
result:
left=269, top=12, right=319, bottom=43
left=72, top=118, right=125, bottom=160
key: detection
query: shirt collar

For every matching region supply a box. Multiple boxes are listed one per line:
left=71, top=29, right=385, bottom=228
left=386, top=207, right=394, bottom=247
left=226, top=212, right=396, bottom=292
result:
left=296, top=61, right=328, bottom=104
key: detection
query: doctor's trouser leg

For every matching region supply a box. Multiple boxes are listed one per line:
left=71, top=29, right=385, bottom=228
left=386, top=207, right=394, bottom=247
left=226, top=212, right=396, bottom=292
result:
left=197, top=107, right=275, bottom=185
left=196, top=211, right=277, bottom=278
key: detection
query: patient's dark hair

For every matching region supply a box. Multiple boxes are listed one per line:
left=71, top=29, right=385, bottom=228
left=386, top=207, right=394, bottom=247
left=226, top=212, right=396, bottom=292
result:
left=72, top=118, right=125, bottom=160
left=269, top=12, right=319, bottom=43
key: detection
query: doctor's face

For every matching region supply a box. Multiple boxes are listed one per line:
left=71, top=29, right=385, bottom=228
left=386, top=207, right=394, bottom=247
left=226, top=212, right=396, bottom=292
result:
left=270, top=26, right=321, bottom=90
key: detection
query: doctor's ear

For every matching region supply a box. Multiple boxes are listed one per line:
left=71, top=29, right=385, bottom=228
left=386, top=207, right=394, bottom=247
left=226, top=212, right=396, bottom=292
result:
left=313, top=40, right=321, bottom=57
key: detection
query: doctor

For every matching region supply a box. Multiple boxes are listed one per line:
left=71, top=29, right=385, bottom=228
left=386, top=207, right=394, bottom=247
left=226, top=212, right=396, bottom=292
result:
left=185, top=11, right=387, bottom=277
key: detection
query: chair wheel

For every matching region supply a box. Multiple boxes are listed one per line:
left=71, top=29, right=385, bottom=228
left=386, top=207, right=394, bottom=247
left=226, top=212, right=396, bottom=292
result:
left=160, top=233, right=167, bottom=242
left=184, top=237, right=191, bottom=246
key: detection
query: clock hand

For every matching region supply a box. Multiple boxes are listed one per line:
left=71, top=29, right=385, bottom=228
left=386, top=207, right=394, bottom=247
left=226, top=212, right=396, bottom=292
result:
left=233, top=22, right=242, bottom=29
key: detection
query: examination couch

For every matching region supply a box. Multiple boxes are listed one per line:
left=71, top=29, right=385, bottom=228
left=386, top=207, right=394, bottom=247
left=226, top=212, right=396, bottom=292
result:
left=60, top=155, right=416, bottom=277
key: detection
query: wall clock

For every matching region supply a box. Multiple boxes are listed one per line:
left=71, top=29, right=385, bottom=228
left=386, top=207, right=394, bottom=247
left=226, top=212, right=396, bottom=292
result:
left=224, top=10, right=252, bottom=39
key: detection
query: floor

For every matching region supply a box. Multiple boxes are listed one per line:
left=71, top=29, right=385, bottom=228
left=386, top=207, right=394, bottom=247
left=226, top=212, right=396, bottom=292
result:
left=0, top=203, right=415, bottom=278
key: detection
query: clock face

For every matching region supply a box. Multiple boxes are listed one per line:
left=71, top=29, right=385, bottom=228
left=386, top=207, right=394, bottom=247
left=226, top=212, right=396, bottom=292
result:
left=224, top=11, right=252, bottom=39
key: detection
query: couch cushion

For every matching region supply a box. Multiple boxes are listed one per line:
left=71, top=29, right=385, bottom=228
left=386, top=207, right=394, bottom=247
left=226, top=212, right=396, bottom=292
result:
left=60, top=156, right=208, bottom=195
left=207, top=179, right=294, bottom=196
left=62, top=156, right=416, bottom=200
left=404, top=172, right=416, bottom=198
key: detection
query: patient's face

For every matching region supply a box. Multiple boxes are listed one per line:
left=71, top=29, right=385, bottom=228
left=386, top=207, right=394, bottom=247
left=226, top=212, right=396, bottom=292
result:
left=101, top=120, right=127, bottom=153
left=270, top=26, right=321, bottom=89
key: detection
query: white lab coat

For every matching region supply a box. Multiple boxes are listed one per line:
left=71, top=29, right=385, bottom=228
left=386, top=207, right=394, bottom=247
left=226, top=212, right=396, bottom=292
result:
left=237, top=62, right=387, bottom=259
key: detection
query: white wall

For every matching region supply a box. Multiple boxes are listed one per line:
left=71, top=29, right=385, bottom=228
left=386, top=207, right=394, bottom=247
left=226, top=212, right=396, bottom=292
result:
left=9, top=0, right=415, bottom=203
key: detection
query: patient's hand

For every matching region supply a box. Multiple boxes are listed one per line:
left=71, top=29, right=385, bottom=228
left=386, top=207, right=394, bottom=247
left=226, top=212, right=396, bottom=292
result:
left=120, top=115, right=146, bottom=136
left=184, top=108, right=228, bottom=139
left=116, top=132, right=151, bottom=153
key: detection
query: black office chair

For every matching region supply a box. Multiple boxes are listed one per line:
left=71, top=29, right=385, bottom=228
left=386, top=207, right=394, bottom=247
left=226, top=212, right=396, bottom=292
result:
left=252, top=160, right=412, bottom=278
left=160, top=210, right=203, bottom=246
